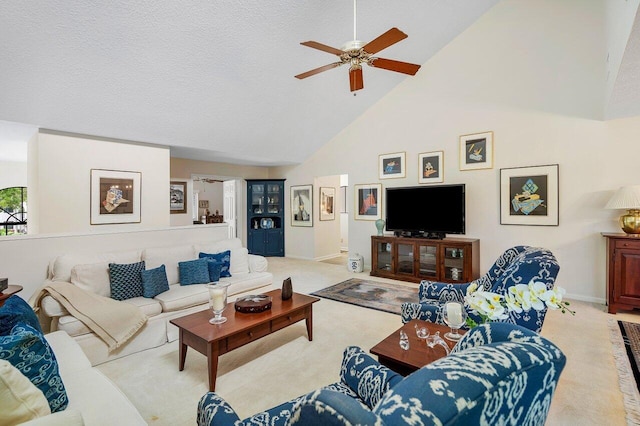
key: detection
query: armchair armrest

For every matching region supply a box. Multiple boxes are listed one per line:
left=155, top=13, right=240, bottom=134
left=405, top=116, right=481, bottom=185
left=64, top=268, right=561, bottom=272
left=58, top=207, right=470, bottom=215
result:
left=339, top=346, right=402, bottom=408
left=289, top=389, right=381, bottom=425
left=197, top=392, right=241, bottom=426
left=452, top=322, right=555, bottom=354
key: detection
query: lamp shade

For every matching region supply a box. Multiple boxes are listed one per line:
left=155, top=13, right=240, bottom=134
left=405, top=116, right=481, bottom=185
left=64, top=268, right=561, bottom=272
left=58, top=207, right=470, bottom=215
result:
left=605, top=185, right=640, bottom=210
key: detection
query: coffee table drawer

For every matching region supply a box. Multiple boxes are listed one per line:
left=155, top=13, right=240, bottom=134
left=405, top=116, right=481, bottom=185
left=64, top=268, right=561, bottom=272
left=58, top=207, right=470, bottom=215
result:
left=227, top=322, right=271, bottom=351
left=272, top=309, right=306, bottom=332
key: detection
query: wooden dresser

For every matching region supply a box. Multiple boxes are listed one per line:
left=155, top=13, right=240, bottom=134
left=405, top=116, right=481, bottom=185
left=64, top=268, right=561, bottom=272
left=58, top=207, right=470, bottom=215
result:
left=603, top=233, right=640, bottom=314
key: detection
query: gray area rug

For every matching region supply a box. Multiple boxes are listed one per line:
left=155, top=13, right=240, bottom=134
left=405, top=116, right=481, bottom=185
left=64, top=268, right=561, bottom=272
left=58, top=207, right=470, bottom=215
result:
left=311, top=278, right=418, bottom=315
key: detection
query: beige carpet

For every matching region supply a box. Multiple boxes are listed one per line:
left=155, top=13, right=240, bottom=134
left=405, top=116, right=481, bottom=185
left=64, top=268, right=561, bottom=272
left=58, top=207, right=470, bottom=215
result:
left=96, top=256, right=639, bottom=425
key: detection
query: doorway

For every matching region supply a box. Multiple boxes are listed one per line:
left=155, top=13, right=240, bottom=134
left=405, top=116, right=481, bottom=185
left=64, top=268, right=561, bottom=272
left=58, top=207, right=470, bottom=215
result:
left=192, top=174, right=243, bottom=240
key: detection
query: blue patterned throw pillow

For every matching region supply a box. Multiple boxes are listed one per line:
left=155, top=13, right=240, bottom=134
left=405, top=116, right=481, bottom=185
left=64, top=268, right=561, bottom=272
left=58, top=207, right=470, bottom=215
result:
left=178, top=258, right=210, bottom=285
left=199, top=250, right=232, bottom=277
left=109, top=261, right=146, bottom=301
left=0, top=295, right=42, bottom=336
left=0, top=323, right=68, bottom=413
left=141, top=265, right=170, bottom=298
left=205, top=260, right=223, bottom=283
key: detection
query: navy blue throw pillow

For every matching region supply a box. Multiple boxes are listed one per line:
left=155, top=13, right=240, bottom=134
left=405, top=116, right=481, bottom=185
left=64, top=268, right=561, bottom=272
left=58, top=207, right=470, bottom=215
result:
left=141, top=265, right=170, bottom=298
left=109, top=261, right=146, bottom=301
left=0, top=323, right=68, bottom=412
left=0, top=295, right=42, bottom=336
left=199, top=250, right=231, bottom=277
left=178, top=258, right=210, bottom=285
left=205, top=260, right=223, bottom=283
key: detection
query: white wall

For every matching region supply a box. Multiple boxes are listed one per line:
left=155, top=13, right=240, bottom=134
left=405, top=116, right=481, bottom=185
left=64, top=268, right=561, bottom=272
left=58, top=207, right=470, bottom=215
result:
left=275, top=0, right=625, bottom=303
left=313, top=175, right=342, bottom=260
left=0, top=161, right=27, bottom=188
left=0, top=224, right=229, bottom=300
left=33, top=132, right=170, bottom=234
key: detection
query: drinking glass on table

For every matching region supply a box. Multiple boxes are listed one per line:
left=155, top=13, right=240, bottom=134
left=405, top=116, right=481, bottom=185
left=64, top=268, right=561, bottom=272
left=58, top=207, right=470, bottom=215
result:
left=443, top=301, right=466, bottom=341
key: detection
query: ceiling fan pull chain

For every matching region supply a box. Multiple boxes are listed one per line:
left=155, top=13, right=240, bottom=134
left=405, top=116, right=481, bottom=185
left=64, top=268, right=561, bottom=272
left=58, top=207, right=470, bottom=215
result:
left=353, top=0, right=357, bottom=41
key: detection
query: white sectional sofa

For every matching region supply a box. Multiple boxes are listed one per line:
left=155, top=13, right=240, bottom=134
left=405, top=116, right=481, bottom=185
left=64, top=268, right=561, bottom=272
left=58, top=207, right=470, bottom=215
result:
left=20, top=330, right=147, bottom=426
left=37, top=238, right=272, bottom=366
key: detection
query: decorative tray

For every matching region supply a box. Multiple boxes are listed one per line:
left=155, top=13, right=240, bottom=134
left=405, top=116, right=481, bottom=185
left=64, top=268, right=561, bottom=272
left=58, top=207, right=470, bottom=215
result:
left=234, top=294, right=272, bottom=313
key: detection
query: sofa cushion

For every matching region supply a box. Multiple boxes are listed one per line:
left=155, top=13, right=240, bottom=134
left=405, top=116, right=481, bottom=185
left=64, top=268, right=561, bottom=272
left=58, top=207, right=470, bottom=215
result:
left=0, top=359, right=51, bottom=424
left=0, top=295, right=42, bottom=335
left=19, top=409, right=85, bottom=426
left=179, top=258, right=211, bottom=285
left=199, top=250, right=232, bottom=277
left=124, top=297, right=163, bottom=317
left=0, top=323, right=68, bottom=413
left=142, top=245, right=197, bottom=285
left=154, top=284, right=209, bottom=312
left=109, top=261, right=146, bottom=301
left=141, top=265, right=170, bottom=298
left=70, top=262, right=112, bottom=297
left=50, top=250, right=141, bottom=283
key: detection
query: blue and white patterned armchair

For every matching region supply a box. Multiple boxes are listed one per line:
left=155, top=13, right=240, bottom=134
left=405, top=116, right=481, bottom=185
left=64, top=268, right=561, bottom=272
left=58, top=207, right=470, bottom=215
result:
left=197, top=322, right=566, bottom=426
left=401, top=246, right=560, bottom=332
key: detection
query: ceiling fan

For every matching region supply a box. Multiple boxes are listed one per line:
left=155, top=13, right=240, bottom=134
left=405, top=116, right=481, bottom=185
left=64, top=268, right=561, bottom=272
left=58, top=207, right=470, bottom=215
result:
left=295, top=0, right=421, bottom=92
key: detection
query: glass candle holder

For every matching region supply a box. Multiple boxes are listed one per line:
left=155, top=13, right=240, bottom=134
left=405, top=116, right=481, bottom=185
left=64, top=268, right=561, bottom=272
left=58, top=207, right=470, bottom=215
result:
left=207, top=283, right=230, bottom=324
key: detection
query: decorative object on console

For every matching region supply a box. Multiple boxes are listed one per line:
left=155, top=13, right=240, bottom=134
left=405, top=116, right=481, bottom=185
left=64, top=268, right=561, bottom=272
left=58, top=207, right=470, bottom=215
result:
left=281, top=277, right=293, bottom=300
left=459, top=131, right=493, bottom=171
left=375, top=218, right=385, bottom=235
left=291, top=184, right=313, bottom=227
left=354, top=183, right=382, bottom=221
left=418, top=151, right=444, bottom=184
left=90, top=169, right=141, bottom=225
left=605, top=185, right=640, bottom=234
left=234, top=294, right=273, bottom=313
left=500, top=164, right=559, bottom=226
left=319, top=187, right=336, bottom=221
left=379, top=152, right=406, bottom=179
left=0, top=277, right=7, bottom=293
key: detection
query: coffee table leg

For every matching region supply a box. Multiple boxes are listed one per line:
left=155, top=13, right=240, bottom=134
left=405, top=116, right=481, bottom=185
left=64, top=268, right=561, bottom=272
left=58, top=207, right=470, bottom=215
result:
left=178, top=329, right=187, bottom=371
left=305, top=306, right=313, bottom=341
left=207, top=342, right=220, bottom=392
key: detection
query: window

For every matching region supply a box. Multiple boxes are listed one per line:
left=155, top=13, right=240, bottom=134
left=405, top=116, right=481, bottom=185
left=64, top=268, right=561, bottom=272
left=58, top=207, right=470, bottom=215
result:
left=0, top=187, right=27, bottom=235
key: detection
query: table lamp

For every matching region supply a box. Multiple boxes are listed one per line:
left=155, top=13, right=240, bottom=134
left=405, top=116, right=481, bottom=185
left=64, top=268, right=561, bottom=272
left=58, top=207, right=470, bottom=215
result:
left=605, top=185, right=640, bottom=234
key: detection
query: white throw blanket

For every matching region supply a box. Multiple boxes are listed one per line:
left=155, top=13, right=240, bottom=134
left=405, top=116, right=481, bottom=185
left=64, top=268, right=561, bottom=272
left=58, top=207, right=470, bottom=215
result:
left=31, top=282, right=147, bottom=352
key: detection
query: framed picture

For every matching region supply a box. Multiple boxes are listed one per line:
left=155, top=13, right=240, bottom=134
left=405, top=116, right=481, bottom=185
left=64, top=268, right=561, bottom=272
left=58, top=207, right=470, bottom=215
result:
left=459, top=131, right=493, bottom=171
left=418, top=151, right=444, bottom=184
left=198, top=200, right=209, bottom=209
left=379, top=152, right=406, bottom=179
left=319, top=187, right=336, bottom=221
left=90, top=169, right=141, bottom=225
left=170, top=181, right=187, bottom=214
left=354, top=183, right=382, bottom=221
left=291, top=184, right=313, bottom=227
left=500, top=164, right=559, bottom=226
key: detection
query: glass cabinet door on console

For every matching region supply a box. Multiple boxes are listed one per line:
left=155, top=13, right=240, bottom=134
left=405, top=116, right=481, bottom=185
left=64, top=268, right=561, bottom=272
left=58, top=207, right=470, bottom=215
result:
left=246, top=179, right=285, bottom=257
left=442, top=246, right=466, bottom=282
left=417, top=243, right=438, bottom=280
left=396, top=243, right=415, bottom=276
left=373, top=241, right=393, bottom=275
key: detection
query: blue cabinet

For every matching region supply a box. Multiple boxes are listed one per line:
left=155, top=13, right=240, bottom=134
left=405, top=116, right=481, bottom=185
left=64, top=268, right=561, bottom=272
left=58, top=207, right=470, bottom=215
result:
left=246, top=179, right=285, bottom=257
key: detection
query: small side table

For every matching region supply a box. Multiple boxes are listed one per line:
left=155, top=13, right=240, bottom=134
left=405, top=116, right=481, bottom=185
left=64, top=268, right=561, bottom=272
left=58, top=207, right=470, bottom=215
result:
left=0, top=285, right=24, bottom=307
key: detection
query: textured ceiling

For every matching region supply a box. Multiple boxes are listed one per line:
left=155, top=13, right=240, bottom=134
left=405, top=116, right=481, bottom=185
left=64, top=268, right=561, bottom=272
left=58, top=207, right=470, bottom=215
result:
left=1, top=1, right=638, bottom=166
left=0, top=0, right=499, bottom=166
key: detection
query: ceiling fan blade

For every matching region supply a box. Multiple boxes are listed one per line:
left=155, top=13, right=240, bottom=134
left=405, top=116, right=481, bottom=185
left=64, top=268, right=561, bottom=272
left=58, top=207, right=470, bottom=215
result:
left=362, top=27, right=408, bottom=55
left=300, top=41, right=345, bottom=56
left=295, top=62, right=343, bottom=79
left=349, top=67, right=364, bottom=92
left=369, top=58, right=421, bottom=75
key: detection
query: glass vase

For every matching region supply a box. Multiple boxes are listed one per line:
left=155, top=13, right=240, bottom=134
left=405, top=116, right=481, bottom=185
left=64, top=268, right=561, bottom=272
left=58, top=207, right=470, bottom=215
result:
left=207, top=283, right=230, bottom=324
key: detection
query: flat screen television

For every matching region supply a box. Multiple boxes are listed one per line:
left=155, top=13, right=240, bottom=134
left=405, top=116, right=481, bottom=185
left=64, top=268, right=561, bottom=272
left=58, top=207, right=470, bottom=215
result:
left=385, top=184, right=465, bottom=239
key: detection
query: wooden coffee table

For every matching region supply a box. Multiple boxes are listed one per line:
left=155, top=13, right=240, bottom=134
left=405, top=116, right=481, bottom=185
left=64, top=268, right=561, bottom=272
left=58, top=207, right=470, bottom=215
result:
left=370, top=319, right=465, bottom=376
left=169, top=289, right=319, bottom=391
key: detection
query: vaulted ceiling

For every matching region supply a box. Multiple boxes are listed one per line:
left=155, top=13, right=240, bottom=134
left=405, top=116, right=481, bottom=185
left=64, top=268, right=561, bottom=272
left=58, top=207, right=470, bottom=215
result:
left=0, top=1, right=638, bottom=166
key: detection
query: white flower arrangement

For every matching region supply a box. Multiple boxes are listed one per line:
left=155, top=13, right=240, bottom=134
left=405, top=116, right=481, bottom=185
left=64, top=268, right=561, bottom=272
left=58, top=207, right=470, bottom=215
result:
left=464, top=279, right=575, bottom=327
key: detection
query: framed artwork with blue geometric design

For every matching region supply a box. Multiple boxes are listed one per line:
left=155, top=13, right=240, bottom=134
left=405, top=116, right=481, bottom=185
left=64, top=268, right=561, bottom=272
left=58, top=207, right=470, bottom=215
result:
left=500, top=164, right=559, bottom=226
